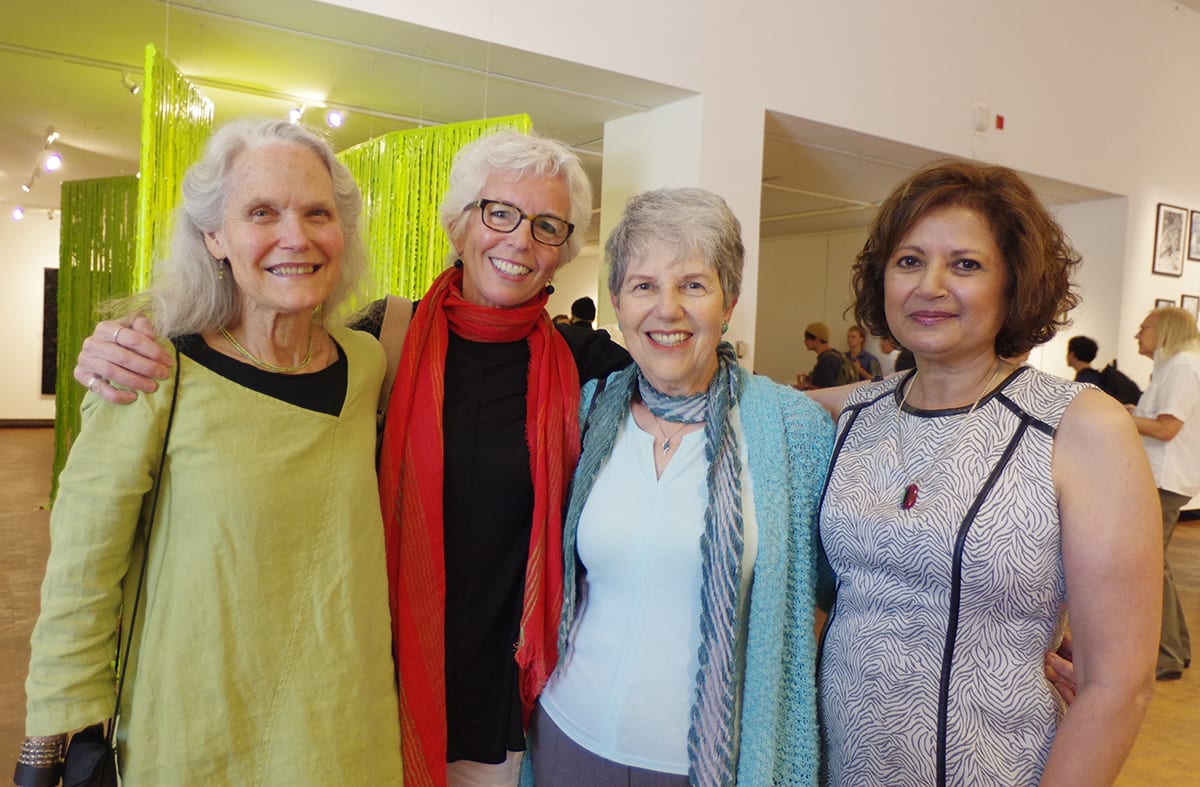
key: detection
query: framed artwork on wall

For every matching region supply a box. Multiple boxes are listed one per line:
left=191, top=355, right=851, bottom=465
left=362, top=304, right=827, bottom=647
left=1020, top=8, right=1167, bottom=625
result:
left=1190, top=210, right=1200, bottom=262
left=1181, top=294, right=1200, bottom=321
left=1156, top=298, right=1176, bottom=309
left=1152, top=203, right=1188, bottom=276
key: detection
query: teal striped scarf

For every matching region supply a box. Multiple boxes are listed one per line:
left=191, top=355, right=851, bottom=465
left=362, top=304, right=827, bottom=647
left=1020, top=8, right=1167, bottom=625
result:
left=560, top=342, right=745, bottom=786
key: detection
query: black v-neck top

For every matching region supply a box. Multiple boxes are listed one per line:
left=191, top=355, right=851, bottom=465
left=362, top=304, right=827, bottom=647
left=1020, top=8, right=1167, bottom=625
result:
left=174, top=334, right=348, bottom=416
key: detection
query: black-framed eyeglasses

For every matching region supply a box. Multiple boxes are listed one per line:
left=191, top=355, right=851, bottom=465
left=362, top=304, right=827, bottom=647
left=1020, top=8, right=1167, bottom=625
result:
left=465, top=199, right=574, bottom=247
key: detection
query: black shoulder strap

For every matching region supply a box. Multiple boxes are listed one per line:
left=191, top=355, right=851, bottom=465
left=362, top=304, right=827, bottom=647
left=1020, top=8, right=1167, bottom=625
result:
left=108, top=346, right=182, bottom=745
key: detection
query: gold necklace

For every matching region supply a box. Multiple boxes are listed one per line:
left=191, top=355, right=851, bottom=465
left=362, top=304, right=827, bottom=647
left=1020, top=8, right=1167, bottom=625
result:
left=219, top=326, right=314, bottom=373
left=653, top=416, right=692, bottom=453
left=895, top=360, right=1002, bottom=510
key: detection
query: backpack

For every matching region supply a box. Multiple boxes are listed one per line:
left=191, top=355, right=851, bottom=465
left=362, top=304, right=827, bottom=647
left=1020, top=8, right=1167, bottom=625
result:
left=821, top=349, right=860, bottom=387
left=1098, top=359, right=1141, bottom=405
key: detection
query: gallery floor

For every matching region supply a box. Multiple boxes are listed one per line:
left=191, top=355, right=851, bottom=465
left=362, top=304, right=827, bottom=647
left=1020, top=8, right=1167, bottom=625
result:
left=1, top=426, right=1197, bottom=782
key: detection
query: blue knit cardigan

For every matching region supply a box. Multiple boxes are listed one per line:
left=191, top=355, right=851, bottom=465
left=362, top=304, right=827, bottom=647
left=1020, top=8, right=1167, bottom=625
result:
left=522, top=366, right=833, bottom=786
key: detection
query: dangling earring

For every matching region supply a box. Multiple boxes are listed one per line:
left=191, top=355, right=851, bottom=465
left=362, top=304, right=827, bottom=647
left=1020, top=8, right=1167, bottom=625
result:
left=453, top=259, right=463, bottom=269
left=545, top=281, right=556, bottom=295
left=217, top=258, right=228, bottom=281
left=721, top=322, right=729, bottom=334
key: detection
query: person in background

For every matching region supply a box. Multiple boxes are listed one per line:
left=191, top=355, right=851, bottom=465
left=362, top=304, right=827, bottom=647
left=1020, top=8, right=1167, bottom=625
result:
left=846, top=324, right=882, bottom=381
left=797, top=321, right=844, bottom=389
left=810, top=160, right=1160, bottom=786
left=893, top=345, right=916, bottom=372
left=1066, top=335, right=1103, bottom=386
left=16, top=118, right=403, bottom=786
left=1129, top=306, right=1200, bottom=682
left=877, top=335, right=900, bottom=377
left=552, top=313, right=570, bottom=325
left=527, top=188, right=832, bottom=785
left=569, top=296, right=596, bottom=327
left=557, top=295, right=631, bottom=383
left=69, top=129, right=632, bottom=787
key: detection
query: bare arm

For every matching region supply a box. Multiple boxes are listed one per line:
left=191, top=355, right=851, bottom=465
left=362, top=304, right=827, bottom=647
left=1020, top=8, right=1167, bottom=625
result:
left=72, top=314, right=172, bottom=404
left=1129, top=411, right=1184, bottom=442
left=1040, top=388, right=1161, bottom=785
left=800, top=381, right=867, bottom=420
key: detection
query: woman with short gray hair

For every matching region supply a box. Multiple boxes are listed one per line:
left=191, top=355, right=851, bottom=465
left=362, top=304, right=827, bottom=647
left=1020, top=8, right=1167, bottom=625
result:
left=528, top=187, right=832, bottom=785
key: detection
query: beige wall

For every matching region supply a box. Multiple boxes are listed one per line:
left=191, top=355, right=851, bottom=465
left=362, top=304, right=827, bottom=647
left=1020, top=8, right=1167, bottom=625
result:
left=331, top=0, right=1200, bottom=380
left=0, top=217, right=59, bottom=421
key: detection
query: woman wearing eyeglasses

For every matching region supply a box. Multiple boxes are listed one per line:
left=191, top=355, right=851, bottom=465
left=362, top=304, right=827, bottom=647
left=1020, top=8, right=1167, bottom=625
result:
left=71, top=130, right=630, bottom=787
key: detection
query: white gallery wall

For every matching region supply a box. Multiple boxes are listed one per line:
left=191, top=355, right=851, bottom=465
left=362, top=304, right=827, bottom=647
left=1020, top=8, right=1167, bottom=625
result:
left=0, top=216, right=59, bottom=421
left=331, top=0, right=1200, bottom=376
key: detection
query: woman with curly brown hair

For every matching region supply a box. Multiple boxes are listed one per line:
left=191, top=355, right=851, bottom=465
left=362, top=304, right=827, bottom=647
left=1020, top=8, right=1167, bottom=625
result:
left=810, top=161, right=1161, bottom=786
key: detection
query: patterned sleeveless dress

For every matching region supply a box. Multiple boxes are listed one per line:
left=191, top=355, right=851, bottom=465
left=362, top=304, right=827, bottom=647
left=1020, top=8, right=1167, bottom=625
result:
left=818, top=366, right=1082, bottom=786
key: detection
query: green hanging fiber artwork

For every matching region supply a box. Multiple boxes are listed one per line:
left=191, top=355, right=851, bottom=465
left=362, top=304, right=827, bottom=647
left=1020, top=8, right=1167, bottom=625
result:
left=52, top=46, right=213, bottom=499
left=52, top=176, right=140, bottom=499
left=135, top=44, right=214, bottom=289
left=338, top=114, right=532, bottom=304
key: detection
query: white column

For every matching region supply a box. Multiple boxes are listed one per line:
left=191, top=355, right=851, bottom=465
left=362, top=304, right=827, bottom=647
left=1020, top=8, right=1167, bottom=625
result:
left=599, top=94, right=764, bottom=370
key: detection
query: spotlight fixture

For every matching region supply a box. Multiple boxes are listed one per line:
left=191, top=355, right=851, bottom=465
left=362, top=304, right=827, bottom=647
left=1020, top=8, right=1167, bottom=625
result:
left=288, top=105, right=306, bottom=124
left=22, top=128, right=62, bottom=194
left=326, top=109, right=345, bottom=129
left=119, top=73, right=142, bottom=96
left=12, top=207, right=24, bottom=221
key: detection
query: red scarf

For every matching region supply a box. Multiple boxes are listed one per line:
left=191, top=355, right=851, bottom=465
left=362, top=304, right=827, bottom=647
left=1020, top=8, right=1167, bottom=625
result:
left=378, top=266, right=580, bottom=787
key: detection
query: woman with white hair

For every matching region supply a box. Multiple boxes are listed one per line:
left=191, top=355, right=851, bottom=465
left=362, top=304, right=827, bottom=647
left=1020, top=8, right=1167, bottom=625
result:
left=17, top=118, right=403, bottom=785
left=1130, top=305, right=1200, bottom=682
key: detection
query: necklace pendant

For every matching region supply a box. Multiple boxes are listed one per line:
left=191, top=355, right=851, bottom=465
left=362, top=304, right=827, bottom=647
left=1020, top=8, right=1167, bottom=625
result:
left=901, top=483, right=919, bottom=510
left=662, top=439, right=672, bottom=453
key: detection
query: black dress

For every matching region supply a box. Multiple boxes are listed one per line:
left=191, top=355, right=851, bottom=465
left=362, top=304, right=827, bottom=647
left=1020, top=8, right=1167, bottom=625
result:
left=351, top=298, right=631, bottom=762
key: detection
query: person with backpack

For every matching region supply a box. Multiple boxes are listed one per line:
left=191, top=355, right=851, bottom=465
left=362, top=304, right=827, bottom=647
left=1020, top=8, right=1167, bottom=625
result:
left=798, top=321, right=857, bottom=388
left=847, top=324, right=883, bottom=381
left=1067, top=335, right=1142, bottom=404
left=1067, top=336, right=1103, bottom=386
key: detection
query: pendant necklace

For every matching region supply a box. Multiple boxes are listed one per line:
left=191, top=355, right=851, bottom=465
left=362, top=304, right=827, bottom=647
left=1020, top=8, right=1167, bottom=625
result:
left=653, top=416, right=691, bottom=453
left=895, top=360, right=1002, bottom=511
left=219, top=326, right=314, bottom=373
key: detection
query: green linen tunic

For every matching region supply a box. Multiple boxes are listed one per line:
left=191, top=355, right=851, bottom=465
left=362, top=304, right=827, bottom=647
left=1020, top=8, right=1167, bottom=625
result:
left=26, top=326, right=404, bottom=785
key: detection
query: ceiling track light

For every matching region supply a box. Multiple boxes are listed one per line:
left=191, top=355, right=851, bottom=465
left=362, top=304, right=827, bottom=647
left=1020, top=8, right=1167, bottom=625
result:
left=326, top=109, right=345, bottom=128
left=12, top=206, right=24, bottom=221
left=22, top=127, right=62, bottom=193
left=120, top=72, right=142, bottom=96
left=288, top=104, right=306, bottom=123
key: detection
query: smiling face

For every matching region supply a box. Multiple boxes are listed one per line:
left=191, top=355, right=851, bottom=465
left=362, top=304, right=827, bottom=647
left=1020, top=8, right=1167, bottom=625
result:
left=203, top=143, right=343, bottom=320
left=452, top=172, right=570, bottom=309
left=612, top=243, right=734, bottom=396
left=883, top=205, right=1008, bottom=367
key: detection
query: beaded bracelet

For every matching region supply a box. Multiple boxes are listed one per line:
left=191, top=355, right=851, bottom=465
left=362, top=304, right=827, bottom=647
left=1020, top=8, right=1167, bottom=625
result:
left=17, top=735, right=65, bottom=766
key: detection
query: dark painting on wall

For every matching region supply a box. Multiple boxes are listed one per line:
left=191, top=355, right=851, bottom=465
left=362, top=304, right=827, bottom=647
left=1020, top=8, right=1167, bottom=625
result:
left=42, top=268, right=57, bottom=395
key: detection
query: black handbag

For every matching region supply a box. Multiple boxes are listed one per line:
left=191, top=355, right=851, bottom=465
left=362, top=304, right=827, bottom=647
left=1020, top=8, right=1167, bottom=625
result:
left=60, top=724, right=116, bottom=787
left=60, top=352, right=181, bottom=787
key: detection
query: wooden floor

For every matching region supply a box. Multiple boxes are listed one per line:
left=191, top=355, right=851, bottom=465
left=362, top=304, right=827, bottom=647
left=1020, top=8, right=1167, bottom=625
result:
left=1, top=427, right=1198, bottom=781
